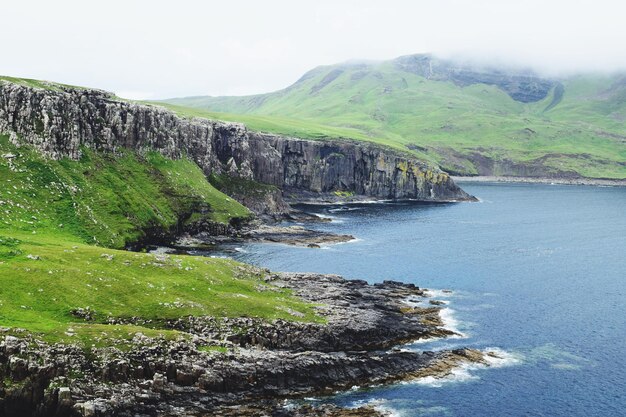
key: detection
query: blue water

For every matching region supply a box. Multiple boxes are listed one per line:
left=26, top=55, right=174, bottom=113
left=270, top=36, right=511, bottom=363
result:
left=218, top=183, right=626, bottom=416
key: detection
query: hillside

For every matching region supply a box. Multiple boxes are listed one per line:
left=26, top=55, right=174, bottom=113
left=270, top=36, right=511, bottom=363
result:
left=0, top=75, right=472, bottom=348
left=0, top=78, right=474, bottom=416
left=0, top=78, right=325, bottom=349
left=0, top=131, right=322, bottom=345
left=163, top=54, right=626, bottom=180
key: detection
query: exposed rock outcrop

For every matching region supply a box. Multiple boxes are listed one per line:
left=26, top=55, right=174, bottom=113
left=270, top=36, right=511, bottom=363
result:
left=0, top=273, right=492, bottom=417
left=393, top=54, right=556, bottom=103
left=0, top=81, right=472, bottom=217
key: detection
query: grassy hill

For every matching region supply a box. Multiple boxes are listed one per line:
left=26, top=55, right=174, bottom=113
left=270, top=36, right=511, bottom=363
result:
left=162, top=55, right=626, bottom=179
left=0, top=134, right=317, bottom=348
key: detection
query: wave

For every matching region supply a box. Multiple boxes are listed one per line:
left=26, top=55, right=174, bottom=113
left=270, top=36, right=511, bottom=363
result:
left=410, top=347, right=521, bottom=388
left=350, top=398, right=403, bottom=417
left=403, top=294, right=466, bottom=343
left=315, top=213, right=345, bottom=223
left=439, top=307, right=467, bottom=338
left=482, top=347, right=523, bottom=368
left=411, top=363, right=480, bottom=387
left=329, top=206, right=363, bottom=213
left=319, top=237, right=363, bottom=250
left=423, top=288, right=455, bottom=298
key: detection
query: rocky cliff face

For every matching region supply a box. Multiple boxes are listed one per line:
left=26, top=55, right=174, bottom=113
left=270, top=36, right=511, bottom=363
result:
left=394, top=54, right=555, bottom=103
left=0, top=81, right=472, bottom=211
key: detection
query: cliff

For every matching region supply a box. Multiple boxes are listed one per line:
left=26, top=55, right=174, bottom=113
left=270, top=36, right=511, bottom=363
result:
left=0, top=80, right=472, bottom=212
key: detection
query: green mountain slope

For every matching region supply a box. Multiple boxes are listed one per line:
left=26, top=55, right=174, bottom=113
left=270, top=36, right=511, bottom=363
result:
left=163, top=54, right=626, bottom=179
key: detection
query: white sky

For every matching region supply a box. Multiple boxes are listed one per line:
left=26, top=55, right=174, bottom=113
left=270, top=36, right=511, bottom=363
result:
left=2, top=0, right=626, bottom=99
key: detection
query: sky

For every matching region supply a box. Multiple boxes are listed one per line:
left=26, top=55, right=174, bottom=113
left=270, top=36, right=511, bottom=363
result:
left=2, top=0, right=626, bottom=99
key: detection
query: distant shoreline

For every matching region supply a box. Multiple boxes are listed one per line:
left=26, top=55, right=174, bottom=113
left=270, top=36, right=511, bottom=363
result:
left=452, top=176, right=626, bottom=187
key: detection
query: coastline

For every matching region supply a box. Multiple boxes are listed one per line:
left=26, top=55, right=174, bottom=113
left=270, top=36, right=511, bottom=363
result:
left=0, top=272, right=492, bottom=417
left=452, top=176, right=626, bottom=187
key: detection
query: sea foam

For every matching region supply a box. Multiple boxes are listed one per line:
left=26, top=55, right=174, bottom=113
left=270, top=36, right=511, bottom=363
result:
left=351, top=398, right=403, bottom=417
left=410, top=347, right=522, bottom=388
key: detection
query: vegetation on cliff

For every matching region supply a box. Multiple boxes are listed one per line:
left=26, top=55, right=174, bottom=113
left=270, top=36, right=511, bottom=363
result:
left=0, top=134, right=317, bottom=347
left=162, top=55, right=626, bottom=179
left=0, top=135, right=250, bottom=248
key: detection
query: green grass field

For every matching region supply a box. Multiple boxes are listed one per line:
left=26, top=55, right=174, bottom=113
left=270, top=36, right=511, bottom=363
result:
left=0, top=134, right=317, bottom=348
left=162, top=59, right=626, bottom=179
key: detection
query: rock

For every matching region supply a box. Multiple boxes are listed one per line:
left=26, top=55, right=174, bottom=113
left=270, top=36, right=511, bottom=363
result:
left=240, top=224, right=354, bottom=247
left=3, top=335, right=22, bottom=352
left=74, top=401, right=96, bottom=417
left=58, top=387, right=72, bottom=403
left=393, top=54, right=555, bottom=103
left=152, top=372, right=167, bottom=391
left=0, top=273, right=491, bottom=417
left=70, top=307, right=96, bottom=321
left=0, top=81, right=473, bottom=220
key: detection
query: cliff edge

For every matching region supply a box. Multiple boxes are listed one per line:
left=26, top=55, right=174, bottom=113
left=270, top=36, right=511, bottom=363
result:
left=0, top=80, right=473, bottom=215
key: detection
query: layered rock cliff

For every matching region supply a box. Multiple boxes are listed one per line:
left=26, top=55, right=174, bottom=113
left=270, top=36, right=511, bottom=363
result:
left=0, top=81, right=472, bottom=211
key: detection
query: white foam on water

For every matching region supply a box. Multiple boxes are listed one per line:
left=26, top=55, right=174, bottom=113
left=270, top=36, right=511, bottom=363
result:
left=401, top=296, right=467, bottom=343
left=338, top=237, right=363, bottom=245
left=409, top=347, right=522, bottom=388
left=482, top=347, right=523, bottom=368
left=329, top=206, right=362, bottom=213
left=316, top=213, right=344, bottom=223
left=351, top=398, right=404, bottom=417
left=233, top=247, right=248, bottom=253
left=402, top=296, right=423, bottom=308
left=319, top=237, right=362, bottom=250
left=423, top=288, right=455, bottom=299
left=439, top=307, right=467, bottom=338
left=411, top=363, right=480, bottom=387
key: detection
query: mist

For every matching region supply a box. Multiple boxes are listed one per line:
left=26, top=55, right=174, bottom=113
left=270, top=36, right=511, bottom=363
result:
left=2, top=0, right=625, bottom=99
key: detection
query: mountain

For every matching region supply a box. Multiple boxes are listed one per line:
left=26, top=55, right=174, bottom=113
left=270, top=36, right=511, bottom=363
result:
left=162, top=54, right=626, bottom=180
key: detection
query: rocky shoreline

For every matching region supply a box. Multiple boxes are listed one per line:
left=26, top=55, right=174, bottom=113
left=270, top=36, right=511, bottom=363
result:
left=0, top=271, right=494, bottom=417
left=453, top=175, right=626, bottom=187
left=176, top=221, right=354, bottom=250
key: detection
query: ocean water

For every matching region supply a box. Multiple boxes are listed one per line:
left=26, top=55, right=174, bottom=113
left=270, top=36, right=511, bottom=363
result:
left=215, top=183, right=626, bottom=417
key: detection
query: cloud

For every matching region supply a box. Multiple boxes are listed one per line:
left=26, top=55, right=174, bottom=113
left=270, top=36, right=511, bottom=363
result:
left=2, top=0, right=626, bottom=98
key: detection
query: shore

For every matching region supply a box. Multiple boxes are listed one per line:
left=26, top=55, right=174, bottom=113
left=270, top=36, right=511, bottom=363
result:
left=452, top=176, right=626, bottom=187
left=0, top=271, right=494, bottom=416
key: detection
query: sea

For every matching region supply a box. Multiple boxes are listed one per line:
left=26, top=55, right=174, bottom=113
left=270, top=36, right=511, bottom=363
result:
left=212, top=183, right=626, bottom=417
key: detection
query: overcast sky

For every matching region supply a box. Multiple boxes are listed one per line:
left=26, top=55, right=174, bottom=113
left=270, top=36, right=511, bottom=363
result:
left=3, top=0, right=626, bottom=99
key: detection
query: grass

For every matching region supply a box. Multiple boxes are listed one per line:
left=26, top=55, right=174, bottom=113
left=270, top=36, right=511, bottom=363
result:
left=0, top=134, right=318, bottom=348
left=0, top=135, right=250, bottom=249
left=161, top=59, right=626, bottom=179
left=208, top=173, right=279, bottom=198
left=198, top=345, right=229, bottom=354
left=0, top=76, right=87, bottom=92
left=150, top=102, right=435, bottom=162
left=0, top=232, right=320, bottom=347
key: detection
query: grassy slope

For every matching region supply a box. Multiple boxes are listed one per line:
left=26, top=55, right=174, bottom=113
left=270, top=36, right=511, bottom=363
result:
left=0, top=134, right=317, bottom=347
left=163, top=62, right=626, bottom=179
left=0, top=136, right=250, bottom=248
